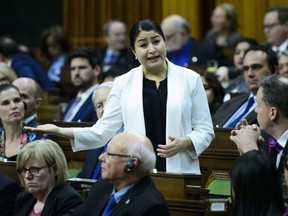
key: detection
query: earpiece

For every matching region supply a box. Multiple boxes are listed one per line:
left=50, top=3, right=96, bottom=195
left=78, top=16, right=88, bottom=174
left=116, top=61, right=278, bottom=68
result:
left=126, top=158, right=136, bottom=171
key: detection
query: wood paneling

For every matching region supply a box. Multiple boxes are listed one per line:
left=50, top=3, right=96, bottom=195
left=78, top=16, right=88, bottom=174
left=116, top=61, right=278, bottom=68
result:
left=63, top=0, right=288, bottom=48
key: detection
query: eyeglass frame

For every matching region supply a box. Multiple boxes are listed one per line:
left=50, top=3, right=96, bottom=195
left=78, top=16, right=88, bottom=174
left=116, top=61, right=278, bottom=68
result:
left=17, top=166, right=48, bottom=177
left=105, top=151, right=132, bottom=159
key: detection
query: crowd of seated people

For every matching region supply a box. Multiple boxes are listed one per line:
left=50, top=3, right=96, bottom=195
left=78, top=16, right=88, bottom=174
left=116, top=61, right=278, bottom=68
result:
left=0, top=4, right=288, bottom=215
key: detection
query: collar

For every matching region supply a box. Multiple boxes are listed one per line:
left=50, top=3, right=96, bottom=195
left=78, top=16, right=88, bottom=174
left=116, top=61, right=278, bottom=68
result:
left=272, top=39, right=288, bottom=53
left=23, top=114, right=37, bottom=124
left=112, top=184, right=134, bottom=204
left=277, top=130, right=288, bottom=149
left=76, top=84, right=99, bottom=101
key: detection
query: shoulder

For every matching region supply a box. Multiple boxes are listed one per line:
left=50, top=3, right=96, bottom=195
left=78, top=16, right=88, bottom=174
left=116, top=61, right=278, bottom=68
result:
left=0, top=172, right=19, bottom=192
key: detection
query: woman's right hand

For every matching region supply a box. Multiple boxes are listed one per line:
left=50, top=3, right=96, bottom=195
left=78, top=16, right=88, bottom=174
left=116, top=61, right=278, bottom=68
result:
left=24, top=124, right=58, bottom=134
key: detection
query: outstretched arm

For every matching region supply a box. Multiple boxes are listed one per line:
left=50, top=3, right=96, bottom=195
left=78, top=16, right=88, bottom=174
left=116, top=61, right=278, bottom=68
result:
left=24, top=124, right=75, bottom=140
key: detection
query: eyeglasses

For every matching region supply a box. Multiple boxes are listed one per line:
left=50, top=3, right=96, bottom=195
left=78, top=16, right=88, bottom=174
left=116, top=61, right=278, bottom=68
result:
left=17, top=166, right=47, bottom=177
left=95, top=101, right=106, bottom=110
left=105, top=151, right=131, bottom=158
left=263, top=22, right=281, bottom=30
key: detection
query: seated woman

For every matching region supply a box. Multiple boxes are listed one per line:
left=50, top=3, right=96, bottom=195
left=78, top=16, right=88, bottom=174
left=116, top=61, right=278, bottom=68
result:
left=199, top=70, right=225, bottom=116
left=15, top=139, right=84, bottom=216
left=0, top=84, right=42, bottom=161
left=202, top=3, right=242, bottom=66
left=230, top=150, right=284, bottom=216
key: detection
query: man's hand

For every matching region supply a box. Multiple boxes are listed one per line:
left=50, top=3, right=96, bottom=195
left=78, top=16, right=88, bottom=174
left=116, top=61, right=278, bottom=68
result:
left=230, top=119, right=262, bottom=154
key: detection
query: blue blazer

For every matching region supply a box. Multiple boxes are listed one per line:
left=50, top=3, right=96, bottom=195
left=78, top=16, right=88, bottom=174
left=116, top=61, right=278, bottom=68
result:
left=0, top=171, right=21, bottom=214
left=11, top=53, right=54, bottom=89
left=62, top=94, right=98, bottom=122
left=77, top=147, right=104, bottom=179
left=212, top=93, right=257, bottom=127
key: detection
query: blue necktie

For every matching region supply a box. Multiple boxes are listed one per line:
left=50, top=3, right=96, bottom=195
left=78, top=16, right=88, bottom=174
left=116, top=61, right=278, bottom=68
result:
left=91, top=145, right=107, bottom=179
left=228, top=97, right=255, bottom=128
left=102, top=194, right=116, bottom=216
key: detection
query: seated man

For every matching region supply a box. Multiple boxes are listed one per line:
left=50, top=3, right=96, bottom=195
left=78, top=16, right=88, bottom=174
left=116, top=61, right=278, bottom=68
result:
left=71, top=131, right=169, bottom=216
left=0, top=171, right=21, bottom=214
left=213, top=45, right=277, bottom=128
left=77, top=82, right=119, bottom=179
left=12, top=77, right=42, bottom=127
left=62, top=47, right=101, bottom=122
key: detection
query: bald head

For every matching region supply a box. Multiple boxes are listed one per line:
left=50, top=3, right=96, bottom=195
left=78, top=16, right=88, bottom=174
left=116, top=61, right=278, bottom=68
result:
left=161, top=15, right=190, bottom=34
left=161, top=14, right=190, bottom=52
left=12, top=77, right=42, bottom=118
left=109, top=131, right=156, bottom=174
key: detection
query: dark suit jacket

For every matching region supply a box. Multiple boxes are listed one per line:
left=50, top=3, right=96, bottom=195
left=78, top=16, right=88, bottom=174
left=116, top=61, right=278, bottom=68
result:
left=212, top=93, right=257, bottom=127
left=77, top=147, right=104, bottom=179
left=0, top=171, right=21, bottom=215
left=72, top=176, right=169, bottom=216
left=11, top=53, right=54, bottom=89
left=25, top=116, right=39, bottom=127
left=62, top=93, right=98, bottom=122
left=96, top=47, right=139, bottom=75
left=15, top=183, right=83, bottom=216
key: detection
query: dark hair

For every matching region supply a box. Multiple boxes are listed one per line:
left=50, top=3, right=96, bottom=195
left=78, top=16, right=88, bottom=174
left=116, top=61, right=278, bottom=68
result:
left=129, top=19, right=165, bottom=50
left=266, top=7, right=288, bottom=24
left=198, top=70, right=225, bottom=115
left=235, top=37, right=258, bottom=48
left=244, top=45, right=278, bottom=74
left=230, top=150, right=284, bottom=216
left=260, top=74, right=288, bottom=118
left=0, top=36, right=19, bottom=57
left=40, top=25, right=71, bottom=59
left=67, top=46, right=100, bottom=68
left=0, top=83, right=20, bottom=95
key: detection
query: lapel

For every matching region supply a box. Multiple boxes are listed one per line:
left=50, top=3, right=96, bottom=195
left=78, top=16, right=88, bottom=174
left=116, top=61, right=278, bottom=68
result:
left=277, top=140, right=288, bottom=176
left=124, top=67, right=146, bottom=134
left=214, top=93, right=250, bottom=127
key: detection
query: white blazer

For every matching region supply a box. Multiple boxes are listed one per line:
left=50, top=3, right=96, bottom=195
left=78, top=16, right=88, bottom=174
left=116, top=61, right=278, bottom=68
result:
left=71, top=60, right=214, bottom=174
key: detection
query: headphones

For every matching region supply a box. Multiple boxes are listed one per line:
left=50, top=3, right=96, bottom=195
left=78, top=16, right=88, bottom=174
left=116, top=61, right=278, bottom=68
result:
left=126, top=158, right=136, bottom=171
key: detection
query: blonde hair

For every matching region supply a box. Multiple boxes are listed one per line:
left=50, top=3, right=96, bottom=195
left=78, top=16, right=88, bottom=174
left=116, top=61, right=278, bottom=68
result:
left=16, top=139, right=68, bottom=189
left=0, top=62, right=17, bottom=82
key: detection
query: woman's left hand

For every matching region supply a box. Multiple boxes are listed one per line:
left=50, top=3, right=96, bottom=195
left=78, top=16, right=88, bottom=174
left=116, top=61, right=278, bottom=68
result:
left=157, top=136, right=192, bottom=158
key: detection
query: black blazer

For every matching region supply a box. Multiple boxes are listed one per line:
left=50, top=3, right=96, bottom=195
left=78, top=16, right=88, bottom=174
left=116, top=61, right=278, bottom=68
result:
left=0, top=171, right=21, bottom=215
left=212, top=93, right=257, bottom=128
left=72, top=176, right=169, bottom=216
left=15, top=183, right=83, bottom=216
left=96, top=47, right=139, bottom=75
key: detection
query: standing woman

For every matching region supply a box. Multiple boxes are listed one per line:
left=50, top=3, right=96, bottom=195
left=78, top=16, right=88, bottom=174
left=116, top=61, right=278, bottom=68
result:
left=25, top=19, right=214, bottom=174
left=0, top=84, right=41, bottom=161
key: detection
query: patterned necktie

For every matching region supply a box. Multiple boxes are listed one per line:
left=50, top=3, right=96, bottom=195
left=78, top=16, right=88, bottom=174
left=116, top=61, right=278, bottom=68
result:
left=228, top=97, right=255, bottom=128
left=101, top=194, right=116, bottom=216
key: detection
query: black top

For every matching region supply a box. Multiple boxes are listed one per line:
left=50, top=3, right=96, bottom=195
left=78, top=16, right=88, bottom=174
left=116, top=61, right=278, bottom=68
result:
left=143, top=77, right=167, bottom=171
